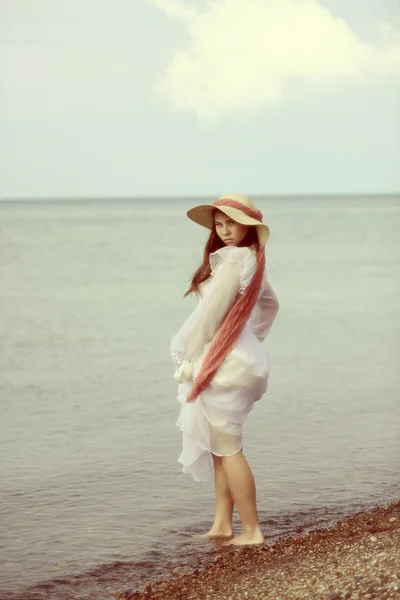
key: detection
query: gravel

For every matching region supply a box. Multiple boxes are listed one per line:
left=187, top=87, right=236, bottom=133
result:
left=118, top=499, right=400, bottom=600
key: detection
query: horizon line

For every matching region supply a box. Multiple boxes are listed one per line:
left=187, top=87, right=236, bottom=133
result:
left=1, top=191, right=399, bottom=202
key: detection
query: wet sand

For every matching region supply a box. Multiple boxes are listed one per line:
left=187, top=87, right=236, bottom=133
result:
left=119, top=499, right=400, bottom=600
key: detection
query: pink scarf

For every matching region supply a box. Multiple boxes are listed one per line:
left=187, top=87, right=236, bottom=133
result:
left=186, top=199, right=266, bottom=403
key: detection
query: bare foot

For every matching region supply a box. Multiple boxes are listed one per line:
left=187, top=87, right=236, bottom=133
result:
left=225, top=530, right=265, bottom=546
left=193, top=526, right=234, bottom=539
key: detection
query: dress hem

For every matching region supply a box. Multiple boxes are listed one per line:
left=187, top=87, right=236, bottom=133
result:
left=176, top=422, right=243, bottom=466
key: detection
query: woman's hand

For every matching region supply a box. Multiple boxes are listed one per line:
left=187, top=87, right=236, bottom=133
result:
left=174, top=359, right=193, bottom=384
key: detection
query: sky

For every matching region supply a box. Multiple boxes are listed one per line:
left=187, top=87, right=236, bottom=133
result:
left=0, top=0, right=399, bottom=198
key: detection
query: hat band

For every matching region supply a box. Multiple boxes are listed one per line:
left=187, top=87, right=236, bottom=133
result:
left=213, top=198, right=263, bottom=222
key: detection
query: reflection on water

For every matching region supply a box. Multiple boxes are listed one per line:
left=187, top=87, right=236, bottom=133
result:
left=1, top=196, right=399, bottom=598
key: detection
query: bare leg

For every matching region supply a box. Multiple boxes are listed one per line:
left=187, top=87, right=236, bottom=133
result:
left=220, top=449, right=264, bottom=546
left=204, top=454, right=234, bottom=538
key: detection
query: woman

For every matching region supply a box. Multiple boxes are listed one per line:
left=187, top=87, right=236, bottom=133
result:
left=171, top=193, right=279, bottom=546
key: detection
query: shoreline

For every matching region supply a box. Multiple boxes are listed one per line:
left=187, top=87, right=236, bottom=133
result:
left=119, top=499, right=400, bottom=600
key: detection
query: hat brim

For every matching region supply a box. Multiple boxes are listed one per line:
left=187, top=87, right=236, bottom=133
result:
left=187, top=204, right=270, bottom=247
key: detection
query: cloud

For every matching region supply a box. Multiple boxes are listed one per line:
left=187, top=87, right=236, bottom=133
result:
left=146, top=0, right=400, bottom=120
left=0, top=1, right=174, bottom=117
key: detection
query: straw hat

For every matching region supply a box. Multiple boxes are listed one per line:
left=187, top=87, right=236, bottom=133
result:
left=187, top=193, right=270, bottom=247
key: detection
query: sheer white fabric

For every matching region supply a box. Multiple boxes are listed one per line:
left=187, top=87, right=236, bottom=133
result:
left=170, top=257, right=242, bottom=365
left=171, top=245, right=279, bottom=482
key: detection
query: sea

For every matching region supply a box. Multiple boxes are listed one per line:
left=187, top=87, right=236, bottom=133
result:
left=0, top=195, right=399, bottom=599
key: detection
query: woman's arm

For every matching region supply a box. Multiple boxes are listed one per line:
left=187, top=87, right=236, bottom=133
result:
left=249, top=279, right=279, bottom=342
left=171, top=259, right=242, bottom=364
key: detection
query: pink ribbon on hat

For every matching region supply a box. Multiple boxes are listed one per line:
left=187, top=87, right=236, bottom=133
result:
left=213, top=198, right=263, bottom=222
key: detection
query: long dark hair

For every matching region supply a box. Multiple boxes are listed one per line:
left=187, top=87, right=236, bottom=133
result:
left=184, top=222, right=259, bottom=297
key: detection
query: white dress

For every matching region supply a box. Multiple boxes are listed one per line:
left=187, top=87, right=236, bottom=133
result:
left=171, top=245, right=279, bottom=482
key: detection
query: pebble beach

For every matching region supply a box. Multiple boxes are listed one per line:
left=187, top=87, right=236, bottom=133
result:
left=119, top=499, right=400, bottom=600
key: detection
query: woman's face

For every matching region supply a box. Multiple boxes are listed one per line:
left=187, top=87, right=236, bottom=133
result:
left=214, top=210, right=249, bottom=246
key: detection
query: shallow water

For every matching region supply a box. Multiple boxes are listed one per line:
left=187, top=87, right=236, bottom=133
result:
left=0, top=195, right=399, bottom=598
